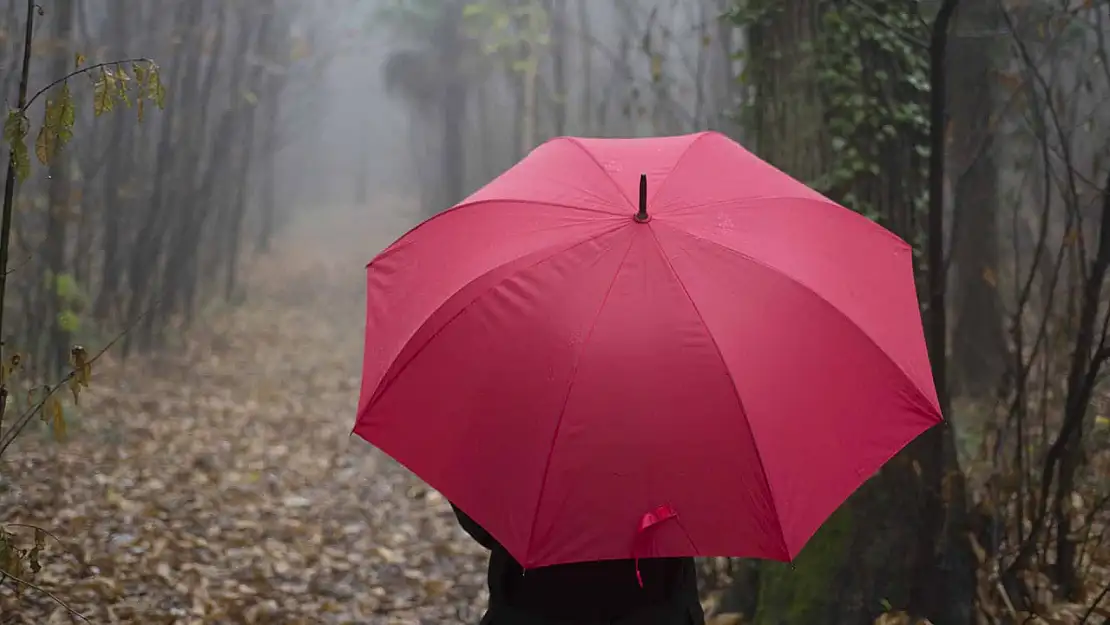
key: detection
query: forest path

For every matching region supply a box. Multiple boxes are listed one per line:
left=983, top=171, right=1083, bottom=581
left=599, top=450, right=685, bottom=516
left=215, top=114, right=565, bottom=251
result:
left=0, top=204, right=489, bottom=624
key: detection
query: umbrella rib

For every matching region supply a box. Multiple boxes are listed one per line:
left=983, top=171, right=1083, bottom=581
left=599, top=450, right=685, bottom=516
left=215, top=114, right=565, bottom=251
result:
left=560, top=137, right=637, bottom=212
left=559, top=133, right=715, bottom=216
left=657, top=221, right=938, bottom=419
left=658, top=195, right=831, bottom=219
left=521, top=232, right=639, bottom=568
left=367, top=198, right=622, bottom=268
left=660, top=196, right=911, bottom=248
left=359, top=224, right=629, bottom=421
left=645, top=226, right=792, bottom=562
left=655, top=195, right=800, bottom=217
left=451, top=197, right=620, bottom=217
left=639, top=131, right=713, bottom=212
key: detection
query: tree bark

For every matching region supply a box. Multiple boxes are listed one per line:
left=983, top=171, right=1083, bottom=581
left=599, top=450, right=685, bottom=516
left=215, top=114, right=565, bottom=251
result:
left=95, top=0, right=134, bottom=323
left=438, top=0, right=467, bottom=213
left=43, top=0, right=76, bottom=374
left=948, top=1, right=1006, bottom=399
left=577, top=0, right=593, bottom=135
left=123, top=0, right=198, bottom=354
left=548, top=0, right=567, bottom=137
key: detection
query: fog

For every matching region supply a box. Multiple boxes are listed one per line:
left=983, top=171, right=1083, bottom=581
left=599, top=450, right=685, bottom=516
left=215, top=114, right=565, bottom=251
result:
left=284, top=0, right=413, bottom=213
left=307, top=0, right=739, bottom=219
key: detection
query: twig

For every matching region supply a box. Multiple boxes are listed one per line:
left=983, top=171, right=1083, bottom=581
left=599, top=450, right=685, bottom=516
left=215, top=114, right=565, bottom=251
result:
left=372, top=598, right=442, bottom=615
left=2, top=522, right=92, bottom=575
left=994, top=578, right=1018, bottom=618
left=998, top=1, right=1086, bottom=267
left=1079, top=578, right=1110, bottom=625
left=0, top=304, right=150, bottom=457
left=0, top=571, right=90, bottom=623
left=20, top=57, right=155, bottom=112
left=2, top=252, right=31, bottom=276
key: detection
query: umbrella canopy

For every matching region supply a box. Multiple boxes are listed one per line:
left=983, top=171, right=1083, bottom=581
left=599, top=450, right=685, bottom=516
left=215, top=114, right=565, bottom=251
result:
left=355, top=131, right=941, bottom=569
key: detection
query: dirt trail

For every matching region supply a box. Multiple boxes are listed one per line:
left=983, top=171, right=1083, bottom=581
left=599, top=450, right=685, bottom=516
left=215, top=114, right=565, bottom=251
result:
left=0, top=204, right=488, bottom=624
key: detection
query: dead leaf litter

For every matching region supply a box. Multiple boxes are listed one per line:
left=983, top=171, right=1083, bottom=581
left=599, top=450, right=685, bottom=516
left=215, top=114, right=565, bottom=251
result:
left=0, top=208, right=489, bottom=624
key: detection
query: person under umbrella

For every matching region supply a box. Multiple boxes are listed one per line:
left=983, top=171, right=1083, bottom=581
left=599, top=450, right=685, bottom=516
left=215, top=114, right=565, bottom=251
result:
left=355, top=132, right=941, bottom=624
left=452, top=503, right=704, bottom=624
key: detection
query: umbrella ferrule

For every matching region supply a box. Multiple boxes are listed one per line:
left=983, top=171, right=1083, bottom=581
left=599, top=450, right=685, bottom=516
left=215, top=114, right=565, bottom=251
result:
left=635, top=173, right=650, bottom=223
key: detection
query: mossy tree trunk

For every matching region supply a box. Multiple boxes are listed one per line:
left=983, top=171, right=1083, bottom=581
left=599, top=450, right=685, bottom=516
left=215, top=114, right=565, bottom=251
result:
left=746, top=2, right=827, bottom=184
left=726, top=2, right=976, bottom=623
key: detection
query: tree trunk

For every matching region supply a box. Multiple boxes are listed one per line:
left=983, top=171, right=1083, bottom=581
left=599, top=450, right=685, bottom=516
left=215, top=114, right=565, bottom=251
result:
left=177, top=114, right=236, bottom=324
left=729, top=3, right=975, bottom=623
left=711, top=0, right=740, bottom=137
left=475, top=81, right=495, bottom=183
left=123, top=0, right=198, bottom=354
left=43, top=0, right=76, bottom=374
left=256, top=94, right=281, bottom=253
left=509, top=63, right=525, bottom=161
left=157, top=0, right=220, bottom=328
left=948, top=1, right=1006, bottom=399
left=577, top=0, right=593, bottom=135
left=913, top=4, right=976, bottom=623
left=95, top=5, right=134, bottom=322
left=548, top=0, right=567, bottom=137
left=438, top=1, right=466, bottom=213
left=222, top=3, right=271, bottom=302
left=522, top=51, right=538, bottom=153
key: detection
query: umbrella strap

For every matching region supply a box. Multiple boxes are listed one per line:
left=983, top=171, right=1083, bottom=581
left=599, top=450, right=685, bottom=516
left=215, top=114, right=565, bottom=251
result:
left=633, top=503, right=679, bottom=588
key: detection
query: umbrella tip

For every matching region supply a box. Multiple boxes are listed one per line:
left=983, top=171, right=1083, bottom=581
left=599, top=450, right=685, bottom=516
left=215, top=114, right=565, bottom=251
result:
left=635, top=174, right=650, bottom=223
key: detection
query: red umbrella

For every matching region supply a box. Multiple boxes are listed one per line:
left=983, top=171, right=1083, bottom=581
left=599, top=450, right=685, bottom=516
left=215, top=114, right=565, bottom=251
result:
left=355, top=132, right=941, bottom=570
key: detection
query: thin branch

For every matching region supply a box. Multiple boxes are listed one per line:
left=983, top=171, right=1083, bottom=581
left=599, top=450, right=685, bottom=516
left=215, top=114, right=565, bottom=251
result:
left=0, top=571, right=90, bottom=623
left=1, top=523, right=92, bottom=575
left=3, top=252, right=32, bottom=275
left=0, top=304, right=150, bottom=457
left=998, top=3, right=1086, bottom=268
left=1079, top=578, right=1110, bottom=625
left=20, top=57, right=155, bottom=112
left=1005, top=166, right=1110, bottom=583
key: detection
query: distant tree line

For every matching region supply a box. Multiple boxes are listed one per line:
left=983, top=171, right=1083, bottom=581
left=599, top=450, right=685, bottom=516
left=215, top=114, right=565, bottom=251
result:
left=0, top=0, right=329, bottom=377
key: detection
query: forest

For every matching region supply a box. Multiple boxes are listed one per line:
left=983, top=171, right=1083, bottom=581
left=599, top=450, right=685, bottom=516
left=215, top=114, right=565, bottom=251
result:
left=0, top=0, right=1108, bottom=624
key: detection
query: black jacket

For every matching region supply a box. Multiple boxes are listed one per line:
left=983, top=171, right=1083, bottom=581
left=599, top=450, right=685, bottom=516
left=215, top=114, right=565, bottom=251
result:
left=453, top=504, right=705, bottom=625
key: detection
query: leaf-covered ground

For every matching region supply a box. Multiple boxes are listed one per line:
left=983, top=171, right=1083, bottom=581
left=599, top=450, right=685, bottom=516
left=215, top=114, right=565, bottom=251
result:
left=0, top=206, right=490, bottom=624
